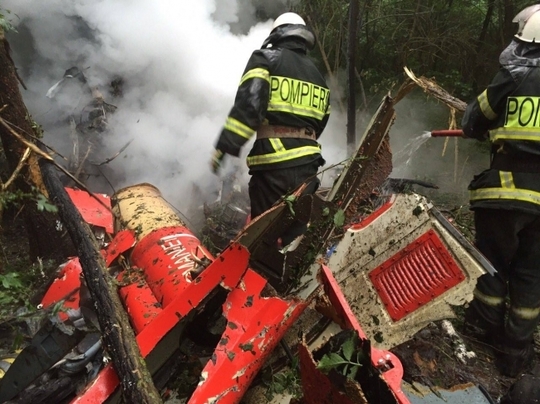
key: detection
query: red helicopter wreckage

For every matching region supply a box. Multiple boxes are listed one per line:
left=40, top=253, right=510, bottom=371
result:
left=0, top=96, right=497, bottom=404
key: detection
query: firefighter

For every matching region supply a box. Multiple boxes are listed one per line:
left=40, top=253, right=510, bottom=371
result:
left=461, top=4, right=540, bottom=377
left=210, top=12, right=331, bottom=245
left=500, top=363, right=540, bottom=404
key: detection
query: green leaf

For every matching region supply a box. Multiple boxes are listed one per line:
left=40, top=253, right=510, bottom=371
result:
left=283, top=195, right=296, bottom=216
left=0, top=273, right=22, bottom=289
left=36, top=194, right=58, bottom=213
left=333, top=209, right=345, bottom=227
left=316, top=352, right=348, bottom=370
left=341, top=336, right=355, bottom=361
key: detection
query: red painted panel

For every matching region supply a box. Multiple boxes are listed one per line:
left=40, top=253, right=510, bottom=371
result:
left=369, top=229, right=466, bottom=321
left=65, top=188, right=113, bottom=234
left=319, top=265, right=410, bottom=404
left=40, top=258, right=82, bottom=321
left=118, top=270, right=162, bottom=334
left=130, top=226, right=213, bottom=307
left=70, top=244, right=250, bottom=404
left=188, top=268, right=307, bottom=404
left=348, top=195, right=395, bottom=231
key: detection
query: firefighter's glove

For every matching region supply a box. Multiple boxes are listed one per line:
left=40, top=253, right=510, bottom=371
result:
left=210, top=149, right=226, bottom=175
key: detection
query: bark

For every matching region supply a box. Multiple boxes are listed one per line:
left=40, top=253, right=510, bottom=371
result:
left=39, top=158, right=163, bottom=404
left=0, top=27, right=74, bottom=264
left=502, top=0, right=516, bottom=44
left=477, top=0, right=495, bottom=47
left=347, top=0, right=360, bottom=155
left=471, top=0, right=495, bottom=90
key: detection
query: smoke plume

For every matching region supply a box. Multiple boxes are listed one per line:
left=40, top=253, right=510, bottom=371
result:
left=3, top=0, right=351, bottom=222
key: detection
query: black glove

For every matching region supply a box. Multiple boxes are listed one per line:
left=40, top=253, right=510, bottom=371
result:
left=210, top=149, right=225, bottom=175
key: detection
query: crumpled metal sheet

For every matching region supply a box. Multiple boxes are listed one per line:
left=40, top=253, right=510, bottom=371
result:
left=189, top=268, right=307, bottom=404
left=65, top=188, right=113, bottom=233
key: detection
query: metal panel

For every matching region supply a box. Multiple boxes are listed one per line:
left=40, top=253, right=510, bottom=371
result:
left=65, top=188, right=113, bottom=233
left=369, top=230, right=465, bottom=321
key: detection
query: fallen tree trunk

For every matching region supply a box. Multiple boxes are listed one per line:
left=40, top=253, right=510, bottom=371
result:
left=39, top=158, right=163, bottom=404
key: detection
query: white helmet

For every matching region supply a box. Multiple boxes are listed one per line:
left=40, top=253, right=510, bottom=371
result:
left=514, top=4, right=540, bottom=42
left=272, top=12, right=306, bottom=30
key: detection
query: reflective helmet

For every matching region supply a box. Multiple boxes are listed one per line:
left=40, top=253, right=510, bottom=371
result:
left=263, top=12, right=314, bottom=49
left=272, top=12, right=306, bottom=30
left=514, top=4, right=540, bottom=43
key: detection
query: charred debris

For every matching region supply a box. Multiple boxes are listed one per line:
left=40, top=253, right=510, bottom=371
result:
left=0, top=71, right=524, bottom=404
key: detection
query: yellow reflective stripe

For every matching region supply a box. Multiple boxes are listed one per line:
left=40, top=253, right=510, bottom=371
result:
left=0, top=355, right=18, bottom=378
left=473, top=288, right=505, bottom=307
left=269, top=138, right=285, bottom=152
left=478, top=89, right=497, bottom=120
left=269, top=76, right=329, bottom=120
left=490, top=127, right=540, bottom=142
left=239, top=68, right=270, bottom=86
left=499, top=171, right=515, bottom=189
left=470, top=187, right=540, bottom=205
left=505, top=96, right=540, bottom=128
left=247, top=145, right=321, bottom=166
left=268, top=101, right=327, bottom=120
left=510, top=305, right=540, bottom=320
left=224, top=117, right=255, bottom=140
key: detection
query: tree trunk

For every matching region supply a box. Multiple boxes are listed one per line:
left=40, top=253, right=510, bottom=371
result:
left=0, top=27, right=74, bottom=265
left=40, top=158, right=163, bottom=404
left=347, top=0, right=360, bottom=155
left=502, top=0, right=516, bottom=44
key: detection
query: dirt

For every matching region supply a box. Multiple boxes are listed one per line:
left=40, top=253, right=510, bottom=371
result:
left=390, top=317, right=517, bottom=401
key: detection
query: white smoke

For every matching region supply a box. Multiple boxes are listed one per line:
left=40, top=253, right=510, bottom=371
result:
left=3, top=0, right=350, bottom=221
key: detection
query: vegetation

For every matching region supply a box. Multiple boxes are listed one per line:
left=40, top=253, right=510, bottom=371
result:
left=0, top=9, right=17, bottom=33
left=316, top=334, right=365, bottom=380
left=262, top=357, right=302, bottom=400
left=295, top=0, right=532, bottom=107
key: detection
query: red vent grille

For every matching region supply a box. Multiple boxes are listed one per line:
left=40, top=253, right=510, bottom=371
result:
left=369, top=229, right=465, bottom=321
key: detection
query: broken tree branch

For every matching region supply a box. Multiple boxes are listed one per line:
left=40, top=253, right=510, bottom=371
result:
left=1, top=147, right=31, bottom=191
left=93, top=139, right=133, bottom=166
left=0, top=114, right=116, bottom=216
left=404, top=67, right=467, bottom=112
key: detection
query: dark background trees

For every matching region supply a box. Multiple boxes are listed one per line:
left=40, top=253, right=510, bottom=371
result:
left=295, top=0, right=532, bottom=107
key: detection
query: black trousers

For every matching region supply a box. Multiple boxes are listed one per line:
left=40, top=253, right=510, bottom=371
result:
left=248, top=161, right=320, bottom=245
left=467, top=208, right=540, bottom=347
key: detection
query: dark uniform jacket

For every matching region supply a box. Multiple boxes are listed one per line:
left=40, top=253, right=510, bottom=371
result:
left=462, top=39, right=540, bottom=215
left=215, top=25, right=331, bottom=172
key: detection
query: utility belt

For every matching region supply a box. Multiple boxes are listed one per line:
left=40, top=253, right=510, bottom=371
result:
left=256, top=125, right=316, bottom=140
left=491, top=152, right=540, bottom=173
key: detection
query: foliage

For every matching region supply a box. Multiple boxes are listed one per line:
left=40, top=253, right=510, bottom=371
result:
left=0, top=264, right=42, bottom=321
left=283, top=194, right=297, bottom=216
left=0, top=8, right=17, bottom=33
left=295, top=0, right=534, bottom=101
left=35, top=193, right=58, bottom=213
left=333, top=208, right=345, bottom=227
left=0, top=188, right=57, bottom=213
left=26, top=114, right=44, bottom=138
left=316, top=334, right=365, bottom=380
left=262, top=356, right=302, bottom=400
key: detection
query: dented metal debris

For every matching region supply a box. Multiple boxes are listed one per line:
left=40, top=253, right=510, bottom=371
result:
left=0, top=96, right=499, bottom=403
